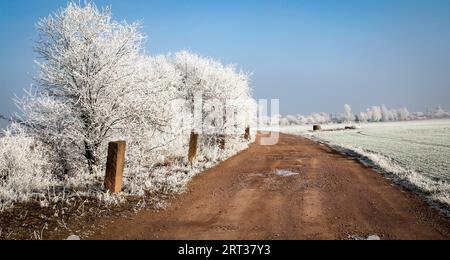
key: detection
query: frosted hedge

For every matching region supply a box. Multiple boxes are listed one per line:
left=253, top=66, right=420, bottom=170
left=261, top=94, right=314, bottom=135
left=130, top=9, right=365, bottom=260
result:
left=0, top=2, right=256, bottom=211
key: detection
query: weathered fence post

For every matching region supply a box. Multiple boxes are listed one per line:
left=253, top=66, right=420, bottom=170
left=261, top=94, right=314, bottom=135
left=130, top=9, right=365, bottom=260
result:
left=244, top=127, right=250, bottom=141
left=188, top=132, right=199, bottom=165
left=217, top=134, right=226, bottom=150
left=104, top=141, right=126, bottom=193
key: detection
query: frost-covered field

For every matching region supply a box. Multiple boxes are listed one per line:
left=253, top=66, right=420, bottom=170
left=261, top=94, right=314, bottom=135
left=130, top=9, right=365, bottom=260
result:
left=282, top=119, right=450, bottom=213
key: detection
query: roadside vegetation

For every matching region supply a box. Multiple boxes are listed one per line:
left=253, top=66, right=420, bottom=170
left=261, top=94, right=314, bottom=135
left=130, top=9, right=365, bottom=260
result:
left=0, top=2, right=255, bottom=239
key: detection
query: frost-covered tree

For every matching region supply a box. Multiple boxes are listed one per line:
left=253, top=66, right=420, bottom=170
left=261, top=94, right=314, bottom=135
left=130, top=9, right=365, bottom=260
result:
left=343, top=104, right=354, bottom=122
left=0, top=2, right=257, bottom=210
left=397, top=107, right=410, bottom=121
left=17, top=2, right=175, bottom=176
left=369, top=106, right=383, bottom=122
left=280, top=112, right=332, bottom=125
left=311, top=113, right=331, bottom=124
left=431, top=105, right=450, bottom=118
left=285, top=115, right=300, bottom=125
left=357, top=112, right=368, bottom=123
left=358, top=105, right=409, bottom=122
left=172, top=50, right=253, bottom=137
left=281, top=104, right=449, bottom=125
left=280, top=118, right=291, bottom=126
left=381, top=105, right=391, bottom=122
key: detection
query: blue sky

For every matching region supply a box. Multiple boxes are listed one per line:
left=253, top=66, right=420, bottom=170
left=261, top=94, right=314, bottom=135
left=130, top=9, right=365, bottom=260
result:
left=1, top=0, right=450, bottom=127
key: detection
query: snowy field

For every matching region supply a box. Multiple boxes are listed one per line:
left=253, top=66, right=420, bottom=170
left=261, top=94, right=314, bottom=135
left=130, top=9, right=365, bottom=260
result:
left=281, top=119, right=450, bottom=213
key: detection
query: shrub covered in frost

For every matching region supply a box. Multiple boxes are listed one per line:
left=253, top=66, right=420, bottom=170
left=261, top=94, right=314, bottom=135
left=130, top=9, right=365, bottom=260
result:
left=0, top=124, right=57, bottom=210
left=0, top=2, right=255, bottom=211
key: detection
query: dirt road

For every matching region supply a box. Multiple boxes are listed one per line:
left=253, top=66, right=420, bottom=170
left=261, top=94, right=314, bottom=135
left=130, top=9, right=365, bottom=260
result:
left=92, top=133, right=450, bottom=240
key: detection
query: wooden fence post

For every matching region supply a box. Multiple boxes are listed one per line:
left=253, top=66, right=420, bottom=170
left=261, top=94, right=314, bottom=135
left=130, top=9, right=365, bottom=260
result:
left=217, top=135, right=226, bottom=150
left=244, top=127, right=250, bottom=141
left=188, top=132, right=199, bottom=165
left=104, top=141, right=126, bottom=193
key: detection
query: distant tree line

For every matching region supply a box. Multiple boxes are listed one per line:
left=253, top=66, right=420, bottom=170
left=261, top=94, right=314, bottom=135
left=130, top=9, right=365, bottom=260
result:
left=280, top=104, right=450, bottom=126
